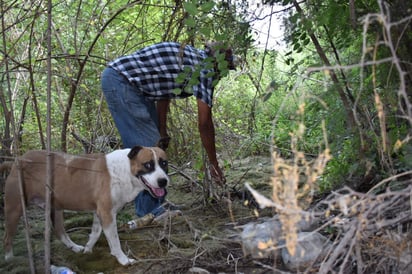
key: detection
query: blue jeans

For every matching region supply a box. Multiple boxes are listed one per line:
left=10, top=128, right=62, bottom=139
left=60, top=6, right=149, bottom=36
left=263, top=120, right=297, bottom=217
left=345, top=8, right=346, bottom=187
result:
left=101, top=67, right=161, bottom=147
left=134, top=190, right=166, bottom=217
left=101, top=67, right=165, bottom=217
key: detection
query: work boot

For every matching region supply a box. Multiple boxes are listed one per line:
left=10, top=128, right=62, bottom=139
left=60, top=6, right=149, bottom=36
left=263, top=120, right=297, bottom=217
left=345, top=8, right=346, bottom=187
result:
left=126, top=213, right=155, bottom=230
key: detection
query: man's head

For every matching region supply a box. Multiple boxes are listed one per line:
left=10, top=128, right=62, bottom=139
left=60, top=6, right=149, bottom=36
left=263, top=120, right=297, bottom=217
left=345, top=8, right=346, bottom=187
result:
left=204, top=42, right=236, bottom=72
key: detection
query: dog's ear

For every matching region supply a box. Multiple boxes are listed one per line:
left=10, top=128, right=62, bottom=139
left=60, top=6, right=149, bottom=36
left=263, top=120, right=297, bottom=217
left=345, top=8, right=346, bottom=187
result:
left=128, top=146, right=143, bottom=159
left=156, top=136, right=171, bottom=151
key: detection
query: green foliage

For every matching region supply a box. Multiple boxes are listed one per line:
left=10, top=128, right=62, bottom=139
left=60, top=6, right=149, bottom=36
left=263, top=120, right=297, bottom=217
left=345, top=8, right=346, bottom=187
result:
left=0, top=0, right=253, bottom=154
left=1, top=0, right=411, bottom=196
left=263, top=0, right=412, bottom=193
left=182, top=0, right=252, bottom=50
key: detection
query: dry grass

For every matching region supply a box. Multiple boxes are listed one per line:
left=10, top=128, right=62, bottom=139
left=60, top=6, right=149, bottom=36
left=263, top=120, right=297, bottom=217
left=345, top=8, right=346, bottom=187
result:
left=245, top=2, right=412, bottom=272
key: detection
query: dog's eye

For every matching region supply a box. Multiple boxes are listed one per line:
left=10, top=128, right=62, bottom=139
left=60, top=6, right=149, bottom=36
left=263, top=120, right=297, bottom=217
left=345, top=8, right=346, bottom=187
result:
left=144, top=161, right=154, bottom=170
left=159, top=160, right=168, bottom=169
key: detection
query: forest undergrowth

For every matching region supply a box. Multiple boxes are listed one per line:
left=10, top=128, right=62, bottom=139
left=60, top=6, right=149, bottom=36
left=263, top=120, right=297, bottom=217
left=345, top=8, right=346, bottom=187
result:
left=0, top=1, right=411, bottom=273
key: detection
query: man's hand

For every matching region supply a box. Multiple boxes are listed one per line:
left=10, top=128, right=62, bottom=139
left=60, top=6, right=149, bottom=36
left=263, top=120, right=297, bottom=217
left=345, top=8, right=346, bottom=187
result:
left=209, top=164, right=226, bottom=185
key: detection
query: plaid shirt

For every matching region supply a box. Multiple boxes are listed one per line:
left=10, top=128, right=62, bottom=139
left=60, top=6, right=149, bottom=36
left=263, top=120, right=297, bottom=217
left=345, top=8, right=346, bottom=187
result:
left=108, top=42, right=215, bottom=107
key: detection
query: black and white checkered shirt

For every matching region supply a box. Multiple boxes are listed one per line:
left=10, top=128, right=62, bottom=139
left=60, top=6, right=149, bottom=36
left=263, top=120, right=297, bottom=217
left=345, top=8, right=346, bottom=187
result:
left=108, top=42, right=215, bottom=107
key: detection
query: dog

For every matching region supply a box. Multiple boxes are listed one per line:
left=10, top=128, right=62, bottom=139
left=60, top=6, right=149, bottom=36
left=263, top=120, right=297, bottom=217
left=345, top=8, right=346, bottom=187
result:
left=3, top=143, right=169, bottom=266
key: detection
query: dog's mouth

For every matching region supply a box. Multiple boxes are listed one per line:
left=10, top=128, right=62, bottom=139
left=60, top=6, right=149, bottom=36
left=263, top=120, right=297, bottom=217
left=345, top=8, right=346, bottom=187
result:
left=140, top=176, right=166, bottom=198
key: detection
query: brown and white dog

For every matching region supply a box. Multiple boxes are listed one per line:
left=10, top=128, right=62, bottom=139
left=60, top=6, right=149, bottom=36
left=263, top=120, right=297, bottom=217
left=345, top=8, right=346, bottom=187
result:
left=3, top=144, right=169, bottom=266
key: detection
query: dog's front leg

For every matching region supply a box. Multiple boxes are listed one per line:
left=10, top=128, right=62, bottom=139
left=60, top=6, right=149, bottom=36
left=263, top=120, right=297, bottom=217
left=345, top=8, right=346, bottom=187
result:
left=103, top=215, right=136, bottom=266
left=83, top=213, right=103, bottom=253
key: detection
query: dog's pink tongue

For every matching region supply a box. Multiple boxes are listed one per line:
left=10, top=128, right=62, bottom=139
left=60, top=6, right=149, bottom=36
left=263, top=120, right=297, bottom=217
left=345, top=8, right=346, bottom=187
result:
left=152, top=187, right=165, bottom=197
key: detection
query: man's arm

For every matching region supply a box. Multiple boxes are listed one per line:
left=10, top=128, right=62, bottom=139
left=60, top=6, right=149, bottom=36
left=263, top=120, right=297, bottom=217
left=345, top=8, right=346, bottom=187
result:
left=157, top=100, right=170, bottom=138
left=157, top=100, right=171, bottom=149
left=196, top=98, right=225, bottom=184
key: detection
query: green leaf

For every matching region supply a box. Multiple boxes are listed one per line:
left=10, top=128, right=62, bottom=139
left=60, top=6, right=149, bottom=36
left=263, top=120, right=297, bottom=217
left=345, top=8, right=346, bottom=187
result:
left=302, top=38, right=310, bottom=46
left=217, top=60, right=228, bottom=71
left=293, top=42, right=301, bottom=51
left=199, top=27, right=211, bottom=36
left=285, top=58, right=294, bottom=65
left=184, top=17, right=197, bottom=28
left=172, top=88, right=182, bottom=95
left=175, top=72, right=187, bottom=84
left=285, top=50, right=293, bottom=56
left=183, top=1, right=198, bottom=16
left=200, top=1, right=215, bottom=13
left=185, top=17, right=196, bottom=28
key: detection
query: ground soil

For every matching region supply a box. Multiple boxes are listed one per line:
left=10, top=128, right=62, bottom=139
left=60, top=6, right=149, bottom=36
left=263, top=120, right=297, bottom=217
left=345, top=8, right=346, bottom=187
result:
left=0, top=156, right=278, bottom=274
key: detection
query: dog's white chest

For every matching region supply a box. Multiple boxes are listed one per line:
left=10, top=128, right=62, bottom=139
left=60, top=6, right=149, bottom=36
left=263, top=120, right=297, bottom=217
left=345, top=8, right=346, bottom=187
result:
left=105, top=149, right=144, bottom=207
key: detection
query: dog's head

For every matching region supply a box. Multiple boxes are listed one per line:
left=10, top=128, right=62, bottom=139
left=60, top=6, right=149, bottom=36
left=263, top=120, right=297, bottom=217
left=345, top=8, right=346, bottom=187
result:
left=127, top=145, right=169, bottom=198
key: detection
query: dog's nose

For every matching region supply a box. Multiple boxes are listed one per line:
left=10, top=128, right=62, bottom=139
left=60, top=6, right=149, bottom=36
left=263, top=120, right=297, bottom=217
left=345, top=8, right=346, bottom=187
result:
left=158, top=178, right=168, bottom=188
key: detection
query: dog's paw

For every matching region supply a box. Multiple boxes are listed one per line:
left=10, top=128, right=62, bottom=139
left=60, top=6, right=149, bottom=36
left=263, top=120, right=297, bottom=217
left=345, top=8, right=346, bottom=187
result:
left=127, top=258, right=137, bottom=265
left=117, top=256, right=137, bottom=266
left=126, top=258, right=137, bottom=265
left=70, top=244, right=84, bottom=253
left=83, top=246, right=93, bottom=253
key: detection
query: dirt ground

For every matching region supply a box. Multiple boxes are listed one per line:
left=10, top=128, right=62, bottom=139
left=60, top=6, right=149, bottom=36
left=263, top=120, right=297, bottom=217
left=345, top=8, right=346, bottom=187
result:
left=0, top=156, right=278, bottom=274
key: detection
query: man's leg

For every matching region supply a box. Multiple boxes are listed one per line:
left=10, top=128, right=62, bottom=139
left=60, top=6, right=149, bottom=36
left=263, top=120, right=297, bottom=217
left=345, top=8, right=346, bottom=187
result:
left=102, top=67, right=163, bottom=218
left=101, top=67, right=160, bottom=148
left=134, top=190, right=166, bottom=217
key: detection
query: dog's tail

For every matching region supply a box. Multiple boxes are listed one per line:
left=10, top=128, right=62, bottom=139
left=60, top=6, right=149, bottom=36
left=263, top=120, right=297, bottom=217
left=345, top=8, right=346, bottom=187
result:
left=0, top=161, right=13, bottom=173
